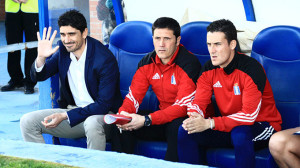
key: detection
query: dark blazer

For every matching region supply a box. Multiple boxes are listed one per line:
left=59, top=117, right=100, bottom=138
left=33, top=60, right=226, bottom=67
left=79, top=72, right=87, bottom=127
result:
left=31, top=36, right=122, bottom=127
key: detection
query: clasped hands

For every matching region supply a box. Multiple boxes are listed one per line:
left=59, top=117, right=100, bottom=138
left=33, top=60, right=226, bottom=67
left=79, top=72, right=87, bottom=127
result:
left=117, top=111, right=145, bottom=131
left=182, top=112, right=211, bottom=134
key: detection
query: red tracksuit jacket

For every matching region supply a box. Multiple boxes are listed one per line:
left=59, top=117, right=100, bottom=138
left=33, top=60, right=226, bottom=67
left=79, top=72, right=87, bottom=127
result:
left=119, top=45, right=202, bottom=125
left=188, top=52, right=282, bottom=132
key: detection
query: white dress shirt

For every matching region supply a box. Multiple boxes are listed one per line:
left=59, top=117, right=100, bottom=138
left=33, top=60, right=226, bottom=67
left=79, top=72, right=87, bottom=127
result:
left=36, top=41, right=94, bottom=108
left=67, top=42, right=94, bottom=107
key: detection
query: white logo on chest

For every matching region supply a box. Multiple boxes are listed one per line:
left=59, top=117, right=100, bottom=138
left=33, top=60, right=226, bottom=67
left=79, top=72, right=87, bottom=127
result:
left=152, top=73, right=160, bottom=79
left=213, top=81, right=222, bottom=88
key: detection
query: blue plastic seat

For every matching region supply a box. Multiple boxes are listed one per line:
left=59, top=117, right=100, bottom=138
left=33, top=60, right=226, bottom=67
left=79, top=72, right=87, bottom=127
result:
left=251, top=25, right=300, bottom=130
left=181, top=21, right=211, bottom=65
left=109, top=21, right=159, bottom=112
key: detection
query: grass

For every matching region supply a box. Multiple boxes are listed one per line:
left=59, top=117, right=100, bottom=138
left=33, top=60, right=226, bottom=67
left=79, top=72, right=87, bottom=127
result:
left=0, top=155, right=80, bottom=168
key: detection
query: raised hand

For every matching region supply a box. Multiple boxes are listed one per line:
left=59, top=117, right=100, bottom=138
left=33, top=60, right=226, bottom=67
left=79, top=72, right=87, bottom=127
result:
left=37, top=27, right=59, bottom=58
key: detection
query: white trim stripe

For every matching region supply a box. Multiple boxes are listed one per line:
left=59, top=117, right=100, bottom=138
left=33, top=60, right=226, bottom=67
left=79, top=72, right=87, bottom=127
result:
left=125, top=87, right=139, bottom=113
left=253, top=126, right=274, bottom=141
left=173, top=91, right=204, bottom=116
left=187, top=103, right=204, bottom=117
left=173, top=91, right=196, bottom=106
left=227, top=99, right=262, bottom=123
left=260, top=126, right=274, bottom=140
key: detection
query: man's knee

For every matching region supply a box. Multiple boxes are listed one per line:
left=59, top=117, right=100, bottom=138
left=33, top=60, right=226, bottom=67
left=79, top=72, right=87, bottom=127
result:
left=178, top=125, right=189, bottom=143
left=84, top=115, right=106, bottom=136
left=269, top=132, right=286, bottom=153
left=231, top=125, right=252, bottom=147
left=20, top=113, right=34, bottom=130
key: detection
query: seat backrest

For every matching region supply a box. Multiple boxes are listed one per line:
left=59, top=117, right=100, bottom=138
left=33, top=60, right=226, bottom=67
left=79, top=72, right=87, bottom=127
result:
left=109, top=21, right=159, bottom=111
left=251, top=25, right=300, bottom=129
left=181, top=21, right=211, bottom=65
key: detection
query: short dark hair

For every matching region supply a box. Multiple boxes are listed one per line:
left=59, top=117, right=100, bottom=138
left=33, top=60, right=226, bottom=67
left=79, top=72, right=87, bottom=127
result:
left=58, top=9, right=87, bottom=33
left=207, top=19, right=237, bottom=44
left=152, top=17, right=181, bottom=38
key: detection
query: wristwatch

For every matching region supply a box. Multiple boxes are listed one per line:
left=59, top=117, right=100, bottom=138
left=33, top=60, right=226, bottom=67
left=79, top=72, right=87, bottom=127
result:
left=144, top=115, right=152, bottom=126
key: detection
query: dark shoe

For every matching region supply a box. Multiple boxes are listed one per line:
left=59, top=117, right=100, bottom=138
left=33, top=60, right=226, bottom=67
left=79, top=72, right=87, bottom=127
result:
left=24, top=86, right=34, bottom=94
left=1, top=80, right=24, bottom=91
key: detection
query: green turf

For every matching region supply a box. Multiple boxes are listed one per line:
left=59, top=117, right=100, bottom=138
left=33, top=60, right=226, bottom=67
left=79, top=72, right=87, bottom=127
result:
left=0, top=155, right=80, bottom=168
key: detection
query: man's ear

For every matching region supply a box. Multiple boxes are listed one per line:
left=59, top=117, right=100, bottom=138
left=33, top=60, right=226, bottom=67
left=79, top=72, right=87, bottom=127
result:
left=82, top=28, right=88, bottom=39
left=230, top=40, right=237, bottom=50
left=176, top=36, right=181, bottom=46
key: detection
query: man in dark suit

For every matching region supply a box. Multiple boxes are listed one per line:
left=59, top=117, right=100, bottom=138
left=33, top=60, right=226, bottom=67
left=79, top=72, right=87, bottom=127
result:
left=20, top=10, right=121, bottom=150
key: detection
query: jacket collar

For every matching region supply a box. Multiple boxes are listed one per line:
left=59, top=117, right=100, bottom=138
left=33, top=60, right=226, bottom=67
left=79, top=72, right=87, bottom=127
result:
left=220, top=51, right=238, bottom=75
left=84, top=36, right=93, bottom=88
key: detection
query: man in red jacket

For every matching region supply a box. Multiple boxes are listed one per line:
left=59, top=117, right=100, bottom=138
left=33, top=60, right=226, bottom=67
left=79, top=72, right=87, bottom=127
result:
left=177, top=19, right=282, bottom=168
left=112, top=17, right=204, bottom=162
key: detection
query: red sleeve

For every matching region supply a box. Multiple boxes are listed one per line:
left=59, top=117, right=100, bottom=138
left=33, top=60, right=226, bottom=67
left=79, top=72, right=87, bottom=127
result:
left=118, top=67, right=150, bottom=114
left=213, top=76, right=262, bottom=132
left=150, top=70, right=196, bottom=125
left=187, top=71, right=213, bottom=118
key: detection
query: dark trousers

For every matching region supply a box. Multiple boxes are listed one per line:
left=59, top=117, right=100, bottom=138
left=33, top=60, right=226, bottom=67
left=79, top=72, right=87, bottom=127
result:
left=178, top=122, right=275, bottom=168
left=111, top=112, right=185, bottom=162
left=5, top=11, right=39, bottom=86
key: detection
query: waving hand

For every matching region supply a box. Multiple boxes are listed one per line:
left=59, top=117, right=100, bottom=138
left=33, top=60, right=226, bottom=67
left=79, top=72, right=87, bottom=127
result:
left=36, top=27, right=59, bottom=68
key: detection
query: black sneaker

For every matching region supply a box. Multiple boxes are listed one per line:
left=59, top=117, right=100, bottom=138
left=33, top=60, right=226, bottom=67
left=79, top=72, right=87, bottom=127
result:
left=1, top=80, right=24, bottom=92
left=24, top=85, right=34, bottom=94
